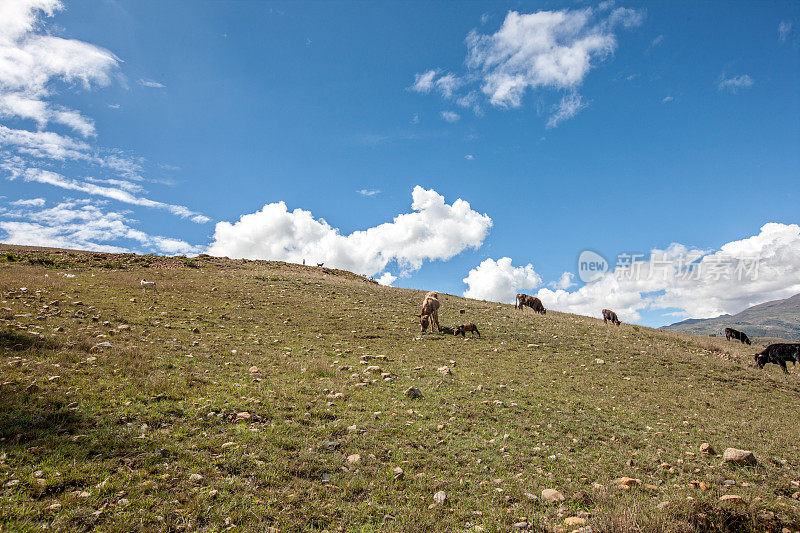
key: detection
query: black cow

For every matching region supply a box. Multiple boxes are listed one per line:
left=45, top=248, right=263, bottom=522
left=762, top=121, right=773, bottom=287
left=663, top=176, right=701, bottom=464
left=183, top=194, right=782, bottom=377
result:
left=602, top=309, right=621, bottom=326
left=516, top=294, right=546, bottom=315
left=724, top=327, right=751, bottom=345
left=754, top=343, right=800, bottom=374
left=455, top=323, right=481, bottom=337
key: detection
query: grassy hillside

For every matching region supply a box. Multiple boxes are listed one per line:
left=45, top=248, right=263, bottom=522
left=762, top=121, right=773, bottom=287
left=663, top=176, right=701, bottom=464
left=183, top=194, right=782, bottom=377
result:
left=1, top=245, right=799, bottom=532
left=662, top=294, right=800, bottom=341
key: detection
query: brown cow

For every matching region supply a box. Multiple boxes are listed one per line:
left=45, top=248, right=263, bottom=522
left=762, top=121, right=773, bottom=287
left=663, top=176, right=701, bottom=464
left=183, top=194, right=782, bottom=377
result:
left=602, top=309, right=620, bottom=326
left=516, top=293, right=546, bottom=315
left=420, top=291, right=441, bottom=333
left=455, top=323, right=480, bottom=337
left=420, top=314, right=431, bottom=332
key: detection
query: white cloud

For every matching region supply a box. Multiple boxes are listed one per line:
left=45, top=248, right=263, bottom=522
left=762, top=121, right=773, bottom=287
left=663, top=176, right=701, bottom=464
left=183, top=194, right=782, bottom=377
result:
left=0, top=2, right=209, bottom=250
left=376, top=272, right=397, bottom=286
left=465, top=154, right=475, bottom=160
left=138, top=78, right=165, bottom=88
left=662, top=95, right=673, bottom=103
left=410, top=70, right=437, bottom=93
left=549, top=271, right=575, bottom=290
left=462, top=257, right=543, bottom=303
left=0, top=198, right=201, bottom=255
left=460, top=224, right=800, bottom=325
left=0, top=0, right=119, bottom=136
left=779, top=20, right=794, bottom=44
left=532, top=223, right=800, bottom=323
left=207, top=186, right=492, bottom=280
left=718, top=74, right=753, bottom=93
left=413, top=6, right=643, bottom=127
left=441, top=110, right=460, bottom=123
left=17, top=167, right=209, bottom=222
left=546, top=92, right=586, bottom=128
left=357, top=188, right=380, bottom=197
left=10, top=197, right=45, bottom=207
left=650, top=34, right=664, bottom=47
left=411, top=113, right=419, bottom=124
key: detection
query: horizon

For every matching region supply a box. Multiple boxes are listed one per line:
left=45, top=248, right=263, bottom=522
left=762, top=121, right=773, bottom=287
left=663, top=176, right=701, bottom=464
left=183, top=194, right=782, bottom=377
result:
left=1, top=0, right=798, bottom=328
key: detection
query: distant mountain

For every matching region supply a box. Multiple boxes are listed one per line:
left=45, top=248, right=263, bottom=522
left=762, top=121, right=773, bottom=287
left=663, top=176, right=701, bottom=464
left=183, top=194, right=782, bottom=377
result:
left=662, top=293, right=800, bottom=341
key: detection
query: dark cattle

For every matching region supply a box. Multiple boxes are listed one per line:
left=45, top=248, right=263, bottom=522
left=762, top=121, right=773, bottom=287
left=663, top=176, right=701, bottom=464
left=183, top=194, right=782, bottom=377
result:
left=724, top=327, right=751, bottom=345
left=516, top=293, right=546, bottom=315
left=455, top=323, right=481, bottom=337
left=754, top=343, right=800, bottom=374
left=602, top=309, right=620, bottom=326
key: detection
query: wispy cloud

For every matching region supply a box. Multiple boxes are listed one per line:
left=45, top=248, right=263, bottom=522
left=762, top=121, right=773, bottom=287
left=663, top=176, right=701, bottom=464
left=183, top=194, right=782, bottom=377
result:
left=356, top=189, right=380, bottom=197
left=18, top=168, right=209, bottom=223
left=650, top=34, right=664, bottom=47
left=412, top=6, right=644, bottom=127
left=0, top=1, right=209, bottom=254
left=718, top=74, right=753, bottom=93
left=465, top=154, right=475, bottom=160
left=441, top=110, right=460, bottom=123
left=0, top=198, right=201, bottom=255
left=779, top=20, right=798, bottom=46
left=547, top=93, right=586, bottom=128
left=0, top=0, right=119, bottom=137
left=662, top=95, right=673, bottom=103
left=138, top=78, right=165, bottom=88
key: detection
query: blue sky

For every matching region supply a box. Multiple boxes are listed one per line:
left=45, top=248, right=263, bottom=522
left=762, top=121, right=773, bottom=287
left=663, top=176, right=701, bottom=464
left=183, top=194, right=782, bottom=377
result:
left=1, top=0, right=799, bottom=327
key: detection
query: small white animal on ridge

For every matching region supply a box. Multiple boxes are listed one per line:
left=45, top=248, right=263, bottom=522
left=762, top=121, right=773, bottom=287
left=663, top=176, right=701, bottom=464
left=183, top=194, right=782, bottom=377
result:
left=140, top=279, right=157, bottom=292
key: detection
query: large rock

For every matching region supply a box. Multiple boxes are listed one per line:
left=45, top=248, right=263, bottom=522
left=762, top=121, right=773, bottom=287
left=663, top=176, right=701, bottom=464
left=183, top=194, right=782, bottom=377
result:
left=699, top=442, right=716, bottom=455
left=541, top=488, right=565, bottom=503
left=722, top=448, right=756, bottom=466
left=433, top=490, right=447, bottom=505
left=404, top=387, right=422, bottom=399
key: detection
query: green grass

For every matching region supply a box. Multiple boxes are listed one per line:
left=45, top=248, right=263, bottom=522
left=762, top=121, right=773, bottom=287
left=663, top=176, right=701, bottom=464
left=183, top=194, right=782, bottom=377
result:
left=0, top=244, right=799, bottom=532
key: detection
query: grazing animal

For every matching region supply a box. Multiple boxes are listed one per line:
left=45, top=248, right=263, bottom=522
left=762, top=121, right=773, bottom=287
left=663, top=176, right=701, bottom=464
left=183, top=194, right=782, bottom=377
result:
left=455, top=323, right=480, bottom=337
left=316, top=262, right=324, bottom=267
left=754, top=343, right=800, bottom=374
left=420, top=291, right=441, bottom=333
left=439, top=326, right=455, bottom=335
left=724, top=327, right=751, bottom=345
left=516, top=293, right=546, bottom=315
left=602, top=309, right=621, bottom=326
left=140, top=279, right=157, bottom=293
left=420, top=314, right=430, bottom=332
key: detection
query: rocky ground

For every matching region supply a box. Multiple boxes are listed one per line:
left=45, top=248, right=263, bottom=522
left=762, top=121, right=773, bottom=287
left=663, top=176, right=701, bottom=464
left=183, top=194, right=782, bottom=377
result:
left=1, top=245, right=799, bottom=532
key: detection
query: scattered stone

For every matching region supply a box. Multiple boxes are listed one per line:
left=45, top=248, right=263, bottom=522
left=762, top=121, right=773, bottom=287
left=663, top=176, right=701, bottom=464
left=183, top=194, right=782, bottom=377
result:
left=512, top=522, right=528, bottom=530
left=613, top=477, right=641, bottom=490
left=699, top=442, right=716, bottom=455
left=404, top=387, right=422, bottom=399
left=118, top=498, right=130, bottom=506
left=364, top=365, right=382, bottom=373
left=564, top=517, right=587, bottom=527
left=723, top=479, right=736, bottom=486
left=347, top=454, right=361, bottom=464
left=221, top=442, right=236, bottom=450
left=438, top=365, right=452, bottom=376
left=208, top=489, right=218, bottom=498
left=656, top=501, right=670, bottom=510
left=189, top=474, right=203, bottom=483
left=392, top=467, right=404, bottom=480
left=433, top=490, right=447, bottom=505
left=719, top=494, right=744, bottom=504
left=249, top=366, right=259, bottom=373
left=541, top=489, right=565, bottom=503
left=323, top=441, right=340, bottom=450
left=235, top=412, right=251, bottom=422
left=524, top=493, right=538, bottom=501
left=722, top=448, right=756, bottom=466
left=594, top=358, right=604, bottom=364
